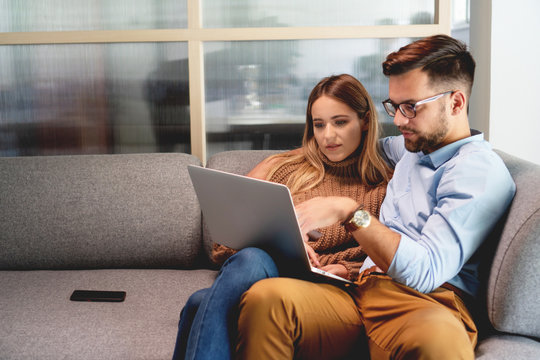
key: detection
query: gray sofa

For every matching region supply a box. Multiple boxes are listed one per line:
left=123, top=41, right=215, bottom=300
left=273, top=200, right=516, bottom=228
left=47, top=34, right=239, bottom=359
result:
left=0, top=149, right=539, bottom=359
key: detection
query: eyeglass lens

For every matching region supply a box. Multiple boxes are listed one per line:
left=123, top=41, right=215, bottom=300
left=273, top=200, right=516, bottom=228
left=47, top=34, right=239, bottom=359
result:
left=383, top=101, right=415, bottom=118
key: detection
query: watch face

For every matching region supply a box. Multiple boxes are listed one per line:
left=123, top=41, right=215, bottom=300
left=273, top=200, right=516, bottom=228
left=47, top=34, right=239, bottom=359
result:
left=353, top=210, right=370, bottom=228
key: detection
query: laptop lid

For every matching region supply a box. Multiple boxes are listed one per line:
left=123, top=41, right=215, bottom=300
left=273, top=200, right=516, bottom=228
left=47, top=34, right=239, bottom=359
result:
left=187, top=165, right=352, bottom=284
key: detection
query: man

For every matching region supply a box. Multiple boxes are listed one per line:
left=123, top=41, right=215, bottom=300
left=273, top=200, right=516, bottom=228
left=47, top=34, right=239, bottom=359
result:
left=235, top=35, right=516, bottom=359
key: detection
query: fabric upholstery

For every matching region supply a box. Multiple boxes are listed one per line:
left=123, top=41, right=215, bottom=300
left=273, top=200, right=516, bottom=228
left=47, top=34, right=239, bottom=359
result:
left=205, top=149, right=282, bottom=175
left=0, top=153, right=202, bottom=270
left=0, top=269, right=216, bottom=360
left=487, top=151, right=540, bottom=338
left=0, top=150, right=538, bottom=359
left=475, top=334, right=540, bottom=359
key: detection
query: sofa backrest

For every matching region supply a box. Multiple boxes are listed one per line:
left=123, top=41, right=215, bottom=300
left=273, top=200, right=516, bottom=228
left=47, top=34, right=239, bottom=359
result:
left=487, top=150, right=540, bottom=339
left=0, top=153, right=203, bottom=270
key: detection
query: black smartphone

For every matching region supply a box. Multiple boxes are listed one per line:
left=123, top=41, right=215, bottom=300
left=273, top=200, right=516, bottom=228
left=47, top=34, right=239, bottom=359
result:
left=70, top=290, right=126, bottom=302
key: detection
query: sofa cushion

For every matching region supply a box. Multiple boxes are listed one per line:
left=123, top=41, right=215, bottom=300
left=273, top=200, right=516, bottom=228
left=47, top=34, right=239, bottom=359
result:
left=488, top=151, right=540, bottom=338
left=0, top=269, right=216, bottom=360
left=475, top=334, right=540, bottom=359
left=202, top=150, right=283, bottom=265
left=0, top=153, right=202, bottom=270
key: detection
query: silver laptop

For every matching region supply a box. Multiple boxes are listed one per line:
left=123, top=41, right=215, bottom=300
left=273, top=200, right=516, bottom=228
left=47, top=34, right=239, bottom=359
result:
left=187, top=165, right=352, bottom=285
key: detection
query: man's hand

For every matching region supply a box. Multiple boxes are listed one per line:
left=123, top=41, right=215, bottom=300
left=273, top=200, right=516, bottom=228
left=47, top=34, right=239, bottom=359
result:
left=295, top=196, right=358, bottom=241
left=296, top=196, right=401, bottom=273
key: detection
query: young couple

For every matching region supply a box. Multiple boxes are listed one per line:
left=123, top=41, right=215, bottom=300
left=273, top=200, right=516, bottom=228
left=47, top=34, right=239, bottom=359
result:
left=173, top=34, right=516, bottom=360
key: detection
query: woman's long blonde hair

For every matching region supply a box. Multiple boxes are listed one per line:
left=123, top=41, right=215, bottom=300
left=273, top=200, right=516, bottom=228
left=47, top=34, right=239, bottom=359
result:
left=265, top=74, right=392, bottom=195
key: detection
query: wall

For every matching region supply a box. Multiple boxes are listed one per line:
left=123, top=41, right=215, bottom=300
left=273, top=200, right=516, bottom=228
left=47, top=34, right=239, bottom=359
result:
left=470, top=0, right=540, bottom=165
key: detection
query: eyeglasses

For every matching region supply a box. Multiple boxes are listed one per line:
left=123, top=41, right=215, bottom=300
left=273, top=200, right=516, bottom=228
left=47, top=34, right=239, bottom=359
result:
left=382, top=91, right=453, bottom=119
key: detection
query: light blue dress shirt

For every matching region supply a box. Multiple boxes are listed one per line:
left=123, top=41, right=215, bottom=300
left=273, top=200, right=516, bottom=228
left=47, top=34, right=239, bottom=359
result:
left=361, top=131, right=516, bottom=297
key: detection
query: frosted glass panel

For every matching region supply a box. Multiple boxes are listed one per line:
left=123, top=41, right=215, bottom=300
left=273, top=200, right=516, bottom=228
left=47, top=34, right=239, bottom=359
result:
left=0, top=0, right=187, bottom=32
left=205, top=39, right=408, bottom=157
left=0, top=43, right=189, bottom=156
left=203, top=0, right=434, bottom=28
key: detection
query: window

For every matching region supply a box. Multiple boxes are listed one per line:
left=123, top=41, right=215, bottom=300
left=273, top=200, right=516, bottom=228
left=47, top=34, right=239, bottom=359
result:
left=0, top=43, right=189, bottom=155
left=0, top=0, right=454, bottom=161
left=204, top=38, right=412, bottom=156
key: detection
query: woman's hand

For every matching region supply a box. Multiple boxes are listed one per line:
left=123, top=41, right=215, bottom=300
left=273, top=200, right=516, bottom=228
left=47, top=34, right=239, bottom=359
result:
left=295, top=196, right=358, bottom=241
left=304, top=242, right=320, bottom=267
left=320, top=264, right=348, bottom=278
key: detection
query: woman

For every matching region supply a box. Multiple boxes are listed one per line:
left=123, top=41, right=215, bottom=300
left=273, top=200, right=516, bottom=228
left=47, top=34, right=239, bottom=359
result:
left=172, top=74, right=392, bottom=360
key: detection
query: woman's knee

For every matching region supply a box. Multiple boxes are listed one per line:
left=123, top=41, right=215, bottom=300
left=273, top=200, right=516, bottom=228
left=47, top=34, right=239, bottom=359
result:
left=182, top=288, right=210, bottom=315
left=224, top=247, right=278, bottom=277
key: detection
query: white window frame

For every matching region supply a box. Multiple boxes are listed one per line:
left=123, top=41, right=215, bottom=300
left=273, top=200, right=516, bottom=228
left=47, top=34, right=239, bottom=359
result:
left=0, top=0, right=451, bottom=162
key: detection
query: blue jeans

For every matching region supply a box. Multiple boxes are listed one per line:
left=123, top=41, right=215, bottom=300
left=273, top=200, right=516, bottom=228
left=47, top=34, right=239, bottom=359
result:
left=171, top=247, right=279, bottom=360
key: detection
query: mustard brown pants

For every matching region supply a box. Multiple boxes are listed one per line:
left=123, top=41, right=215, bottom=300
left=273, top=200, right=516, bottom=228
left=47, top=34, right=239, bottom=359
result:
left=237, top=273, right=476, bottom=360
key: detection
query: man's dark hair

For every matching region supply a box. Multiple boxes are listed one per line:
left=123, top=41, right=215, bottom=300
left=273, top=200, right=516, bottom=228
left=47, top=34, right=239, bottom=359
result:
left=382, top=34, right=476, bottom=97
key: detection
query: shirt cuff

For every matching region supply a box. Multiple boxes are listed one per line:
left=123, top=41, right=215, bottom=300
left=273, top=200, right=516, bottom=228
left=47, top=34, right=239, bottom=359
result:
left=386, top=233, right=431, bottom=291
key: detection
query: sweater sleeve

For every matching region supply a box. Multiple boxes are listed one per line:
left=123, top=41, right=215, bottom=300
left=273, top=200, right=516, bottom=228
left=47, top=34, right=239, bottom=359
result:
left=365, top=182, right=387, bottom=219
left=210, top=243, right=237, bottom=266
left=311, top=222, right=367, bottom=281
left=337, top=259, right=363, bottom=282
left=317, top=246, right=366, bottom=281
left=313, top=183, right=387, bottom=281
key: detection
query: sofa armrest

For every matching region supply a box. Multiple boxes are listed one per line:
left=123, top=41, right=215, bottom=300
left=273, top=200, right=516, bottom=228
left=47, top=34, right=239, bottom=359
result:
left=488, top=150, right=540, bottom=339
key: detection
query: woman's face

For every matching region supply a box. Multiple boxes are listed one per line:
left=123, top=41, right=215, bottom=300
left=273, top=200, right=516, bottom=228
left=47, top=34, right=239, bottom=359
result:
left=311, top=95, right=366, bottom=162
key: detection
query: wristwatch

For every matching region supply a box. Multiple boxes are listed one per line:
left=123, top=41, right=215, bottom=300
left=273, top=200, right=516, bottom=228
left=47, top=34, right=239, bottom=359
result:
left=342, top=206, right=371, bottom=232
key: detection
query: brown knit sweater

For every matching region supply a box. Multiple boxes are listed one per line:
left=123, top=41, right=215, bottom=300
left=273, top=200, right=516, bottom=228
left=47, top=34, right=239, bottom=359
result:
left=211, top=152, right=388, bottom=281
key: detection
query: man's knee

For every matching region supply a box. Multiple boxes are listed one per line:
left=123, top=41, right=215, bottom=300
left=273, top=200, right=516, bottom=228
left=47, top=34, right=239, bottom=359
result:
left=237, top=279, right=298, bottom=359
left=238, top=278, right=364, bottom=360
left=238, top=278, right=305, bottom=343
left=391, top=316, right=474, bottom=360
left=239, top=278, right=291, bottom=321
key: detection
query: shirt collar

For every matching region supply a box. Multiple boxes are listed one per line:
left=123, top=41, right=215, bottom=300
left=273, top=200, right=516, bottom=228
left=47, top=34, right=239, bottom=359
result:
left=417, top=130, right=484, bottom=169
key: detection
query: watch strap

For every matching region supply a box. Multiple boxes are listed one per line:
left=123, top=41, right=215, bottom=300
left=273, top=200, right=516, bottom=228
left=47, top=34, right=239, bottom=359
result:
left=341, top=205, right=364, bottom=232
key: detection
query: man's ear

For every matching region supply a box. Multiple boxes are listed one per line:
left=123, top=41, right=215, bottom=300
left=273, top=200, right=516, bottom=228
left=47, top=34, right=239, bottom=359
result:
left=451, top=90, right=467, bottom=115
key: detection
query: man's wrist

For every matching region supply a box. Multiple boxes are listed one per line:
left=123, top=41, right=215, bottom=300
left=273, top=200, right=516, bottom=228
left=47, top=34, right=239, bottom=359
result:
left=341, top=205, right=371, bottom=233
left=339, top=198, right=361, bottom=223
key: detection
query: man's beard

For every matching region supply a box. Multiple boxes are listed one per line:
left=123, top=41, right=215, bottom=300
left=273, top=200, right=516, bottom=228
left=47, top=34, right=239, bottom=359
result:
left=402, top=112, right=449, bottom=154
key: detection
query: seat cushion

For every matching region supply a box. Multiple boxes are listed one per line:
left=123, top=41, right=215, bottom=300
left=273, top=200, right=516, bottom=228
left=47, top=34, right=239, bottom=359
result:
left=0, top=269, right=217, bottom=360
left=476, top=334, right=540, bottom=359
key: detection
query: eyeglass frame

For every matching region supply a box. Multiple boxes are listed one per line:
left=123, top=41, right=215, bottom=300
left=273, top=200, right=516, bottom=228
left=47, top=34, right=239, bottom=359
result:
left=382, top=90, right=454, bottom=119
